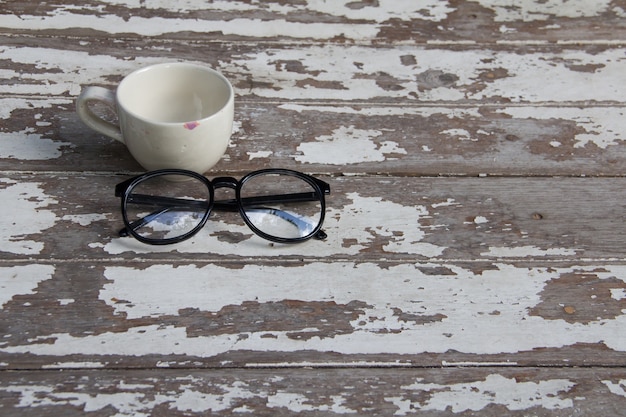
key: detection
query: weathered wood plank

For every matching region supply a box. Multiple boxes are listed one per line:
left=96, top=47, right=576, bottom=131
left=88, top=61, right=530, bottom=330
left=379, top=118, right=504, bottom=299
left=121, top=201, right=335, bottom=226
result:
left=1, top=41, right=625, bottom=104
left=1, top=258, right=625, bottom=368
left=2, top=367, right=626, bottom=416
left=2, top=99, right=625, bottom=175
left=1, top=0, right=626, bottom=43
left=0, top=174, right=625, bottom=260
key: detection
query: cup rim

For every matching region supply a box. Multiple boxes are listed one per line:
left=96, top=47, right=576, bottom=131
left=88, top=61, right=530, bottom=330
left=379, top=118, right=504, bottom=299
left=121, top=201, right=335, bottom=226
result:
left=116, top=62, right=234, bottom=126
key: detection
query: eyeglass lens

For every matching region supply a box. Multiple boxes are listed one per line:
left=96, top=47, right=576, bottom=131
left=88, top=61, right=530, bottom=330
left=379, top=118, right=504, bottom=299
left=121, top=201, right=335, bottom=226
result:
left=124, top=173, right=211, bottom=242
left=240, top=172, right=323, bottom=240
left=123, top=171, right=324, bottom=243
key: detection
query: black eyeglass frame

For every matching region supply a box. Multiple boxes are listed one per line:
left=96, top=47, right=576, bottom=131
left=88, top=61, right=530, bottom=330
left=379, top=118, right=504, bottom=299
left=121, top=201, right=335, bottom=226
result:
left=115, top=168, right=331, bottom=245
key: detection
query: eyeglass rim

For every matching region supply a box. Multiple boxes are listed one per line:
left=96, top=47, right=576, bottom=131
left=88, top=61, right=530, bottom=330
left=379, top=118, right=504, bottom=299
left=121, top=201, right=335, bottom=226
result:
left=117, top=169, right=214, bottom=245
left=236, top=169, right=329, bottom=244
left=116, top=168, right=330, bottom=245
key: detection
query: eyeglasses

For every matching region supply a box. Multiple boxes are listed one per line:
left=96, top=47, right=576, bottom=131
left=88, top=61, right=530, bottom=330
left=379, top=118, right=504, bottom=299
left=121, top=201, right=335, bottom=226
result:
left=115, top=168, right=330, bottom=245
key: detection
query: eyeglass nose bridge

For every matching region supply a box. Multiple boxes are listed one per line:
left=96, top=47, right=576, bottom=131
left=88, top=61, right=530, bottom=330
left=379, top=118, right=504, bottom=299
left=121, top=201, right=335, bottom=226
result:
left=210, top=177, right=242, bottom=212
left=211, top=177, right=239, bottom=189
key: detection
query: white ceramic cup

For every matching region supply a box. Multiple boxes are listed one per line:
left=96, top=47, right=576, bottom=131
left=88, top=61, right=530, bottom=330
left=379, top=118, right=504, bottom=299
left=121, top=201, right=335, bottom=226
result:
left=76, top=62, right=234, bottom=173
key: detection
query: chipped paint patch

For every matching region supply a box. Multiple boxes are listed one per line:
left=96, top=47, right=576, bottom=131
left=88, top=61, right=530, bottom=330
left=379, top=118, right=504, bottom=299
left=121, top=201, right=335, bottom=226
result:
left=0, top=264, right=55, bottom=308
left=0, top=384, right=156, bottom=416
left=611, top=289, right=626, bottom=300
left=387, top=374, right=575, bottom=414
left=295, top=126, right=406, bottom=165
left=441, top=128, right=473, bottom=141
left=0, top=179, right=58, bottom=255
left=169, top=385, right=256, bottom=414
left=62, top=213, right=108, bottom=226
left=603, top=380, right=626, bottom=397
left=0, top=131, right=72, bottom=160
left=0, top=97, right=72, bottom=119
left=473, top=216, right=489, bottom=224
left=267, top=392, right=356, bottom=414
left=247, top=150, right=273, bottom=160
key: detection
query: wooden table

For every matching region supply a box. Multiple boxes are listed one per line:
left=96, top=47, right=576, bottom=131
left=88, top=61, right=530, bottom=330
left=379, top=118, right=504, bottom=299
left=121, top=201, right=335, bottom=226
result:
left=1, top=1, right=626, bottom=415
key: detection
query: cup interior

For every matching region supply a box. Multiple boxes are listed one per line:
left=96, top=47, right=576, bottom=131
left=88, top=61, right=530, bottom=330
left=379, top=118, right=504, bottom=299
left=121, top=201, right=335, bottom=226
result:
left=117, top=64, right=233, bottom=124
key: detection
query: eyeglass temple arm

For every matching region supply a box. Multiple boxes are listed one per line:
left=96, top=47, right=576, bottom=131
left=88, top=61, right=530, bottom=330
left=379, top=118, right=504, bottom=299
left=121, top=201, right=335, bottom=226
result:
left=118, top=192, right=328, bottom=239
left=124, top=192, right=324, bottom=210
left=118, top=207, right=172, bottom=237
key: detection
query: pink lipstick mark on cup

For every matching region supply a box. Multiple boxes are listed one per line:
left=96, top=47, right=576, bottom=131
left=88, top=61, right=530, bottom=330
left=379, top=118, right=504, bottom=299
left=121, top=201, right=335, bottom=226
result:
left=184, top=121, right=200, bottom=130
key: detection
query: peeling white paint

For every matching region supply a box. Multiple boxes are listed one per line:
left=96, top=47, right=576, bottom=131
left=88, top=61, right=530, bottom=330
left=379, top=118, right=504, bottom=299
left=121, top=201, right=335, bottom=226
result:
left=0, top=13, right=378, bottom=40
left=0, top=374, right=589, bottom=415
left=0, top=382, right=226, bottom=417
left=482, top=245, right=578, bottom=258
left=279, top=104, right=484, bottom=119
left=0, top=47, right=165, bottom=96
left=0, top=131, right=72, bottom=160
left=478, top=0, right=613, bottom=21
left=299, top=0, right=454, bottom=23
left=62, top=213, right=109, bottom=226
left=246, top=150, right=273, bottom=160
left=388, top=374, right=575, bottom=415
left=610, top=289, right=626, bottom=300
left=295, top=126, right=406, bottom=165
left=441, top=360, right=517, bottom=366
left=0, top=179, right=58, bottom=255
left=498, top=107, right=626, bottom=149
left=441, top=128, right=473, bottom=141
left=267, top=392, right=356, bottom=414
left=603, top=379, right=626, bottom=397
left=2, top=263, right=622, bottom=358
left=0, top=0, right=453, bottom=42
left=431, top=198, right=459, bottom=208
left=222, top=46, right=626, bottom=102
left=41, top=361, right=105, bottom=369
left=246, top=360, right=414, bottom=368
left=0, top=97, right=71, bottom=119
left=0, top=0, right=615, bottom=36
left=0, top=264, right=55, bottom=308
left=11, top=385, right=154, bottom=416
left=3, top=46, right=625, bottom=104
left=168, top=383, right=256, bottom=413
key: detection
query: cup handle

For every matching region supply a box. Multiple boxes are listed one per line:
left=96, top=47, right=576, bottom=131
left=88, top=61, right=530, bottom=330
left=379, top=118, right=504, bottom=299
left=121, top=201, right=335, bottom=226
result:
left=76, top=86, right=124, bottom=143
